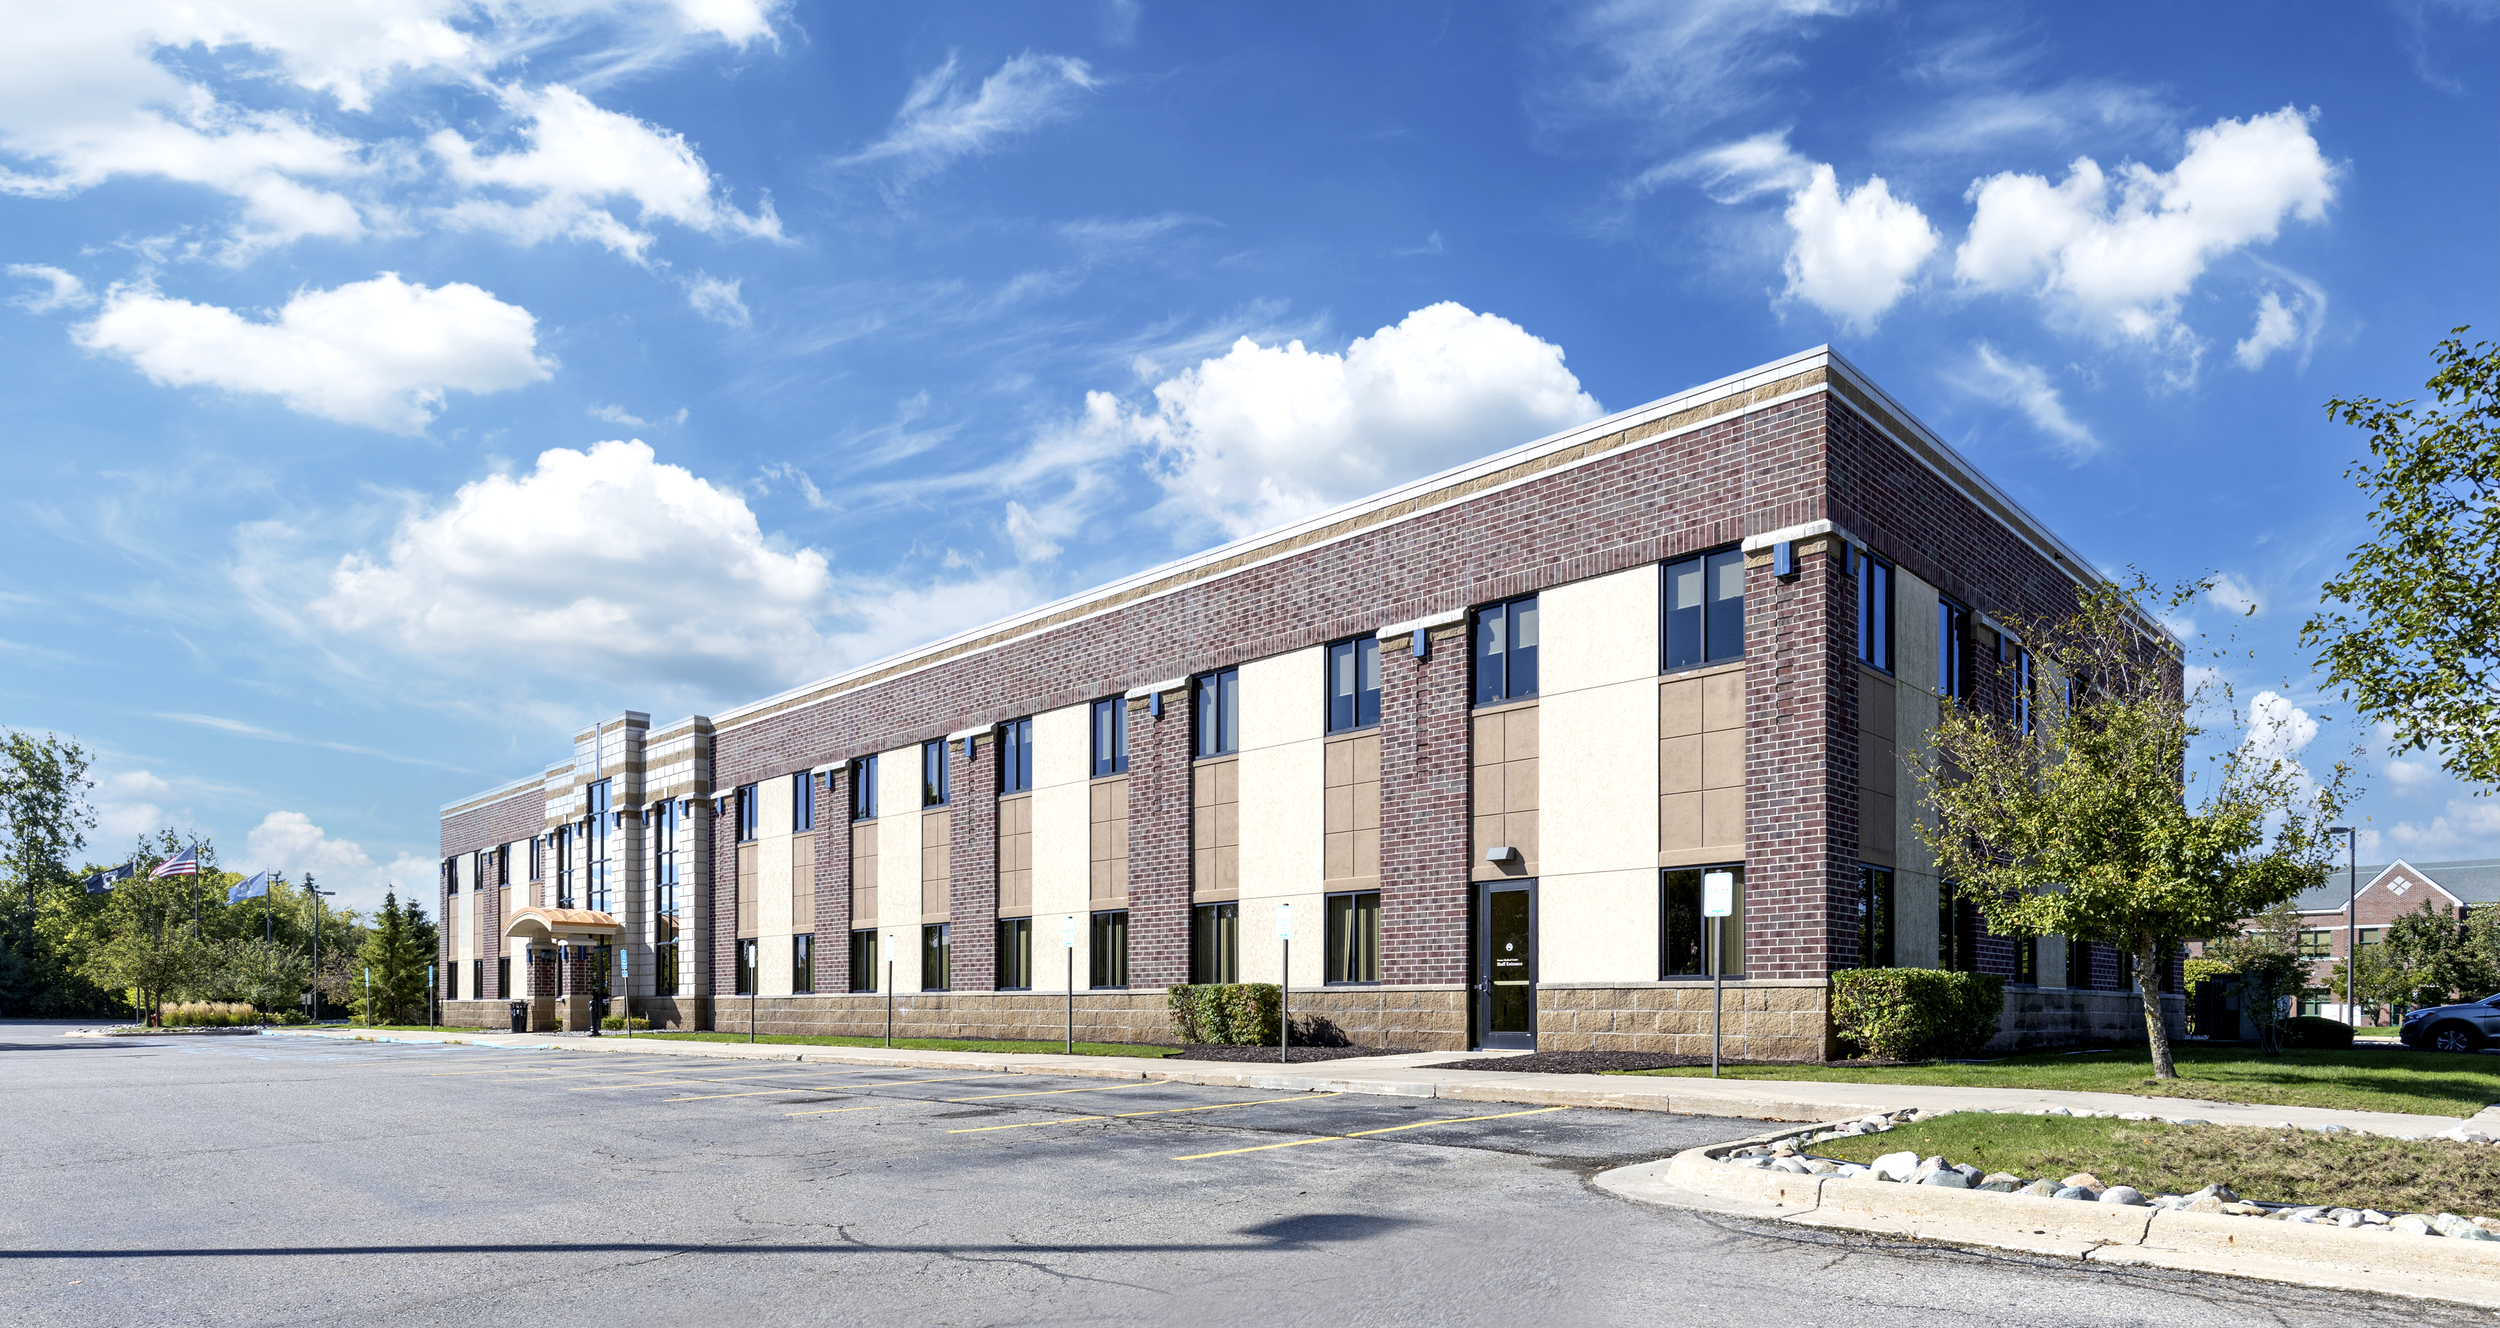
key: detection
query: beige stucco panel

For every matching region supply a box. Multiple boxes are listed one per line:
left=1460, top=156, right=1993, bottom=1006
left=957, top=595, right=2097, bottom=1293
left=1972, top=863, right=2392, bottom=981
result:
left=1238, top=647, right=1324, bottom=902
left=877, top=744, right=924, bottom=988
left=1543, top=677, right=1660, bottom=880
left=1240, top=889, right=1325, bottom=988
left=1240, top=645, right=1323, bottom=752
left=1539, top=867, right=1657, bottom=984
left=755, top=779, right=794, bottom=993
left=1027, top=704, right=1091, bottom=992
left=1036, top=699, right=1089, bottom=790
left=1541, top=564, right=1660, bottom=694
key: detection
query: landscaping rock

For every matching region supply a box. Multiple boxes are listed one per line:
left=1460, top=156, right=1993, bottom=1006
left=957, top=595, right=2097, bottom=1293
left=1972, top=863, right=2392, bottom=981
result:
left=2183, top=1196, right=2223, bottom=1213
left=2053, top=1187, right=2091, bottom=1201
left=1977, top=1181, right=2019, bottom=1193
left=2220, top=1203, right=2270, bottom=1217
left=1771, top=1157, right=1813, bottom=1174
left=2100, top=1186, right=2146, bottom=1206
left=1832, top=1163, right=1869, bottom=1178
left=2360, top=1210, right=2391, bottom=1225
left=2187, top=1184, right=2239, bottom=1203
left=2060, top=1173, right=2105, bottom=1194
left=2018, top=1180, right=2061, bottom=1197
left=1979, top=1172, right=2022, bottom=1189
left=1804, top=1160, right=1839, bottom=1175
left=2392, top=1215, right=2434, bottom=1236
left=2435, top=1214, right=2499, bottom=1241
left=2117, top=1112, right=2152, bottom=1121
left=1921, top=1170, right=1972, bottom=1188
left=1870, top=1151, right=1918, bottom=1182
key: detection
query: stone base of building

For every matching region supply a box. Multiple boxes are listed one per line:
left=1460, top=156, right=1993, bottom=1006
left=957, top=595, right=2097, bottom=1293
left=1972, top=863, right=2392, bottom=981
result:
left=441, top=999, right=509, bottom=1030
left=629, top=996, right=709, bottom=1031
left=1532, top=981, right=1832, bottom=1060
left=701, top=985, right=1474, bottom=1050
left=1993, top=986, right=2186, bottom=1051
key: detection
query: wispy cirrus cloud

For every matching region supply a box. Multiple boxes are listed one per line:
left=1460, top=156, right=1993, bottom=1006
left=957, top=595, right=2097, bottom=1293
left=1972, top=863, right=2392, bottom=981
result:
left=1951, top=343, right=2100, bottom=461
left=839, top=51, right=1099, bottom=190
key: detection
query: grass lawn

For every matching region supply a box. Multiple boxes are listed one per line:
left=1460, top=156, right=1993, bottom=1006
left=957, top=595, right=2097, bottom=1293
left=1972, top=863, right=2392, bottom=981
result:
left=1616, top=1045, right=2500, bottom=1117
left=636, top=1032, right=1178, bottom=1058
left=1811, top=1113, right=2500, bottom=1215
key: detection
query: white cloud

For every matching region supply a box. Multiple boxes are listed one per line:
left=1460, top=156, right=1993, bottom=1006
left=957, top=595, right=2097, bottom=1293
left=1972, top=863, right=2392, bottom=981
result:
left=1955, top=107, right=2338, bottom=349
left=2242, top=689, right=2324, bottom=806
left=243, top=810, right=433, bottom=915
left=2234, top=292, right=2300, bottom=370
left=1954, top=343, right=2098, bottom=459
left=2381, top=798, right=2500, bottom=861
left=2206, top=572, right=2265, bottom=618
left=2385, top=758, right=2439, bottom=793
left=842, top=51, right=1098, bottom=185
left=74, top=273, right=553, bottom=433
left=1641, top=129, right=1815, bottom=204
left=94, top=769, right=175, bottom=842
left=1781, top=165, right=1939, bottom=332
left=7, top=263, right=92, bottom=311
left=431, top=83, right=780, bottom=263
left=589, top=403, right=647, bottom=426
left=686, top=273, right=751, bottom=326
left=1066, top=302, right=1604, bottom=539
left=1547, top=0, right=1871, bottom=131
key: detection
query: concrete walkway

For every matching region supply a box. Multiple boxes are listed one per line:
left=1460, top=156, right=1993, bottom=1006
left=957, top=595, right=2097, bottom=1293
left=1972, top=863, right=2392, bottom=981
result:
left=258, top=1027, right=2492, bottom=1139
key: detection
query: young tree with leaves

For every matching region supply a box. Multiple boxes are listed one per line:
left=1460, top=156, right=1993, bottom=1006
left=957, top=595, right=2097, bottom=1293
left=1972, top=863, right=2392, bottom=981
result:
left=1915, top=578, right=2349, bottom=1079
left=0, top=731, right=95, bottom=1015
left=2200, top=900, right=2312, bottom=1054
left=358, top=892, right=430, bottom=1025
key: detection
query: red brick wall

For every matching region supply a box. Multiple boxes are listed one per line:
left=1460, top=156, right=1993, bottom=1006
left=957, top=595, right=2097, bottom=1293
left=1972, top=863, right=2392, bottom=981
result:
left=816, top=767, right=851, bottom=993
left=711, top=793, right=737, bottom=996
left=440, top=787, right=538, bottom=858
left=950, top=737, right=998, bottom=990
left=1743, top=542, right=1859, bottom=979
left=1380, top=622, right=1470, bottom=986
left=1129, top=693, right=1191, bottom=986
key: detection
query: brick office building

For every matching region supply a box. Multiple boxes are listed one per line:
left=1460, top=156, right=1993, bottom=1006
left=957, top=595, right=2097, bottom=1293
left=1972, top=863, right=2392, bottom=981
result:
left=434, top=346, right=2181, bottom=1056
left=2254, top=858, right=2500, bottom=1025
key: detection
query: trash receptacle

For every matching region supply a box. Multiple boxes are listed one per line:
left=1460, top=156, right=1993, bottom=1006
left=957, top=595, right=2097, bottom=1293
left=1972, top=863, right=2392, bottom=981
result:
left=509, top=1001, right=528, bottom=1034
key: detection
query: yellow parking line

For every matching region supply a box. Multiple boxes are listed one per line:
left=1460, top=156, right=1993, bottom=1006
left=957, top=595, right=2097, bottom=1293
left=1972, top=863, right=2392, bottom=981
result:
left=941, top=1082, right=1145, bottom=1103
left=664, top=1074, right=997, bottom=1103
left=571, top=1072, right=827, bottom=1092
left=786, top=1102, right=899, bottom=1117
left=1171, top=1106, right=1569, bottom=1160
left=948, top=1092, right=1340, bottom=1134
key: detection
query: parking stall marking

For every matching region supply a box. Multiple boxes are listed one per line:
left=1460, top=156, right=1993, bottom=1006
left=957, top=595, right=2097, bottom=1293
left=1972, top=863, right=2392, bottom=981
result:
left=939, top=1081, right=1149, bottom=1103
left=663, top=1074, right=1000, bottom=1102
left=946, top=1091, right=1342, bottom=1134
left=1172, top=1106, right=1571, bottom=1161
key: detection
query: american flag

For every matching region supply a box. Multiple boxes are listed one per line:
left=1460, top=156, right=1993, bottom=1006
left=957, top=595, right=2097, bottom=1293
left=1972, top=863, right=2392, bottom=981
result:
left=150, top=846, right=200, bottom=879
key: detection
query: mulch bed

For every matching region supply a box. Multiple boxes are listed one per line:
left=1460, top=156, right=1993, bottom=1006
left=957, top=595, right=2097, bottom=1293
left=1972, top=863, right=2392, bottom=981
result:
left=1420, top=1050, right=1920, bottom=1074
left=1176, top=1044, right=1421, bottom=1063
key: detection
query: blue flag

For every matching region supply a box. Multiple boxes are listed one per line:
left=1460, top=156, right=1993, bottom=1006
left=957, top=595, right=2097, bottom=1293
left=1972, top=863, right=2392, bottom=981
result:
left=84, top=862, right=136, bottom=894
left=228, top=871, right=273, bottom=905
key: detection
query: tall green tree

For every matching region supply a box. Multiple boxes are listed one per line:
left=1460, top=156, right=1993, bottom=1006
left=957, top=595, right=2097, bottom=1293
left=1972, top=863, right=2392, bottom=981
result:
left=358, top=892, right=429, bottom=1025
left=2302, top=329, right=2500, bottom=786
left=0, top=731, right=95, bottom=1015
left=1914, top=579, right=2349, bottom=1079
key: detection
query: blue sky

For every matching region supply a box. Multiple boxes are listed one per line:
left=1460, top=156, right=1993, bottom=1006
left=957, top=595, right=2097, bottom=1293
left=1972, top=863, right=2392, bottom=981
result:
left=6, top=0, right=2498, bottom=913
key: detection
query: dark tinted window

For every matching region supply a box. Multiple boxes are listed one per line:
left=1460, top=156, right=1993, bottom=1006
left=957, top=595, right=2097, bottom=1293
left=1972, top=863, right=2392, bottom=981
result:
left=1000, top=718, right=1035, bottom=793
left=1474, top=595, right=1539, bottom=705
left=1664, top=550, right=1745, bottom=672
left=1090, top=698, right=1128, bottom=777
left=1327, top=636, right=1382, bottom=733
left=1195, top=668, right=1239, bottom=757
left=922, top=740, right=949, bottom=807
left=850, top=756, right=877, bottom=820
left=1855, top=550, right=1891, bottom=672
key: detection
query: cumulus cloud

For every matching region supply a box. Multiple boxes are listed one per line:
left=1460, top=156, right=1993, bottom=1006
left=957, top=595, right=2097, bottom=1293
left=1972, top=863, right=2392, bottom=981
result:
left=244, top=810, right=433, bottom=915
left=1655, top=132, right=1937, bottom=331
left=431, top=83, right=780, bottom=262
left=94, top=769, right=175, bottom=842
left=841, top=51, right=1098, bottom=186
left=8, top=263, right=92, bottom=311
left=686, top=273, right=751, bottom=326
left=1955, top=107, right=2337, bottom=349
left=73, top=273, right=553, bottom=433
left=1059, top=302, right=1604, bottom=539
left=1953, top=343, right=2098, bottom=459
left=2380, top=798, right=2500, bottom=861
left=2206, top=572, right=2265, bottom=618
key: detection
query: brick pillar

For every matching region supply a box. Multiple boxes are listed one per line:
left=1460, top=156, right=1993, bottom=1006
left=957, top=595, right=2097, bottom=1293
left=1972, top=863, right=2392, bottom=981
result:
left=1128, top=691, right=1191, bottom=987
left=817, top=767, right=852, bottom=994
left=1381, top=623, right=1471, bottom=986
left=951, top=734, right=999, bottom=991
left=485, top=882, right=505, bottom=999
left=711, top=796, right=736, bottom=996
left=1743, top=540, right=1858, bottom=980
left=527, top=945, right=559, bottom=998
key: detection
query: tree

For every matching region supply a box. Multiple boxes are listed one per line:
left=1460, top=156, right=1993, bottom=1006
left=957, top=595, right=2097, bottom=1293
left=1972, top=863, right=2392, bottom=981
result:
left=2200, top=901, right=2310, bottom=1054
left=357, top=892, right=429, bottom=1025
left=2302, top=330, right=2500, bottom=787
left=2382, top=899, right=2500, bottom=1007
left=0, top=732, right=95, bottom=1015
left=221, top=938, right=311, bottom=1022
left=2332, top=942, right=2418, bottom=1024
left=1915, top=578, right=2349, bottom=1080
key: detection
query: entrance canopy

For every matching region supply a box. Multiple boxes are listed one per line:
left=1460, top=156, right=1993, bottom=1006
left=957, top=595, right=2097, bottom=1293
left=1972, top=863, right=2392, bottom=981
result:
left=503, top=907, right=621, bottom=943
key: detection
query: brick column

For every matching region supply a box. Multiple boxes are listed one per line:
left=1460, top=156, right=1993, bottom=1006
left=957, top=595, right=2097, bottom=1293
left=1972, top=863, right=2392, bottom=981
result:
left=950, top=734, right=999, bottom=991
left=484, top=879, right=505, bottom=999
left=817, top=767, right=852, bottom=994
left=711, top=795, right=736, bottom=996
left=1743, top=540, right=1858, bottom=979
left=1381, top=623, right=1471, bottom=986
left=1127, top=691, right=1191, bottom=987
left=527, top=945, right=559, bottom=998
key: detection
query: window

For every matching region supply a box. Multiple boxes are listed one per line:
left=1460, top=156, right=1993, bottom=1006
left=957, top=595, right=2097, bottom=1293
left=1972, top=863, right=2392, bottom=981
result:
left=921, top=923, right=951, bottom=990
left=1857, top=865, right=1894, bottom=968
left=498, top=955, right=510, bottom=1000
left=552, top=826, right=573, bottom=909
left=849, top=930, right=879, bottom=992
left=446, top=964, right=459, bottom=1001
left=1475, top=594, right=1541, bottom=704
left=1938, top=600, right=1971, bottom=700
left=1090, top=697, right=1128, bottom=777
left=495, top=845, right=509, bottom=887
left=1663, top=551, right=1744, bottom=673
left=652, top=799, right=680, bottom=997
left=471, top=958, right=482, bottom=1003
left=999, top=717, right=1035, bottom=794
left=1327, top=636, right=1382, bottom=734
left=444, top=858, right=458, bottom=895
left=527, top=836, right=542, bottom=882
left=791, top=934, right=814, bottom=994
left=922, top=740, right=950, bottom=807
left=997, top=918, right=1033, bottom=990
left=1661, top=866, right=1744, bottom=977
left=792, top=771, right=814, bottom=832
left=735, top=783, right=759, bottom=841
left=850, top=755, right=878, bottom=820
left=1195, top=668, right=1240, bottom=758
left=585, top=779, right=610, bottom=913
left=2016, top=645, right=2034, bottom=733
left=1939, top=887, right=1976, bottom=972
left=1855, top=550, right=1892, bottom=672
left=1191, top=903, right=1238, bottom=984
left=1090, top=909, right=1129, bottom=988
left=2299, top=993, right=2326, bottom=1018
left=2014, top=935, right=2039, bottom=985
left=1326, top=890, right=1381, bottom=984
left=735, top=938, right=758, bottom=995
left=2065, top=936, right=2092, bottom=989
left=2298, top=929, right=2332, bottom=959
left=2359, top=927, right=2385, bottom=947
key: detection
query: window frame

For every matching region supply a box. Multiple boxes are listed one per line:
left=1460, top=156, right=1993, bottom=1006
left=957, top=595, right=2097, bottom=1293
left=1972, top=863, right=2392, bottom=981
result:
left=848, top=929, right=879, bottom=992
left=2065, top=935, right=2093, bottom=989
left=1661, top=549, right=1746, bottom=674
left=1660, top=864, right=1745, bottom=979
left=1089, top=909, right=1130, bottom=989
left=734, top=783, right=759, bottom=842
left=996, top=917, right=1033, bottom=990
left=1090, top=697, right=1129, bottom=777
left=1194, top=668, right=1240, bottom=759
left=734, top=937, right=758, bottom=996
left=1475, top=593, right=1542, bottom=705
left=792, top=771, right=814, bottom=833
left=922, top=739, right=950, bottom=808
left=585, top=779, right=611, bottom=914
left=921, top=922, right=952, bottom=991
left=1938, top=599, right=1972, bottom=701
left=2297, top=929, right=2332, bottom=959
left=1325, top=635, right=1383, bottom=735
left=1856, top=864, right=1894, bottom=969
left=1324, top=889, right=1382, bottom=985
left=999, top=717, right=1035, bottom=794
left=1854, top=549, right=1893, bottom=673
left=850, top=755, right=879, bottom=821
left=1190, top=902, right=1239, bottom=984
left=791, top=934, right=814, bottom=994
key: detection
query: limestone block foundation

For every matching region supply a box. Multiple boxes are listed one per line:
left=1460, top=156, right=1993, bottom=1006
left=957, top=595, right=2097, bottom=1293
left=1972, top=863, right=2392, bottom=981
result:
left=1992, top=987, right=2186, bottom=1051
left=709, top=985, right=1472, bottom=1049
left=1533, top=980, right=1831, bottom=1060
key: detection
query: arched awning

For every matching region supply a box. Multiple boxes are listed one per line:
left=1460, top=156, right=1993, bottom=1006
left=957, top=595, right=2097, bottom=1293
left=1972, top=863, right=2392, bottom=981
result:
left=503, top=907, right=622, bottom=943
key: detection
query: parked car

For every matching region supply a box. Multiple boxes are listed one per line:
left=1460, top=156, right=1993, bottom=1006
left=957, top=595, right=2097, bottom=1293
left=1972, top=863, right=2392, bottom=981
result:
left=2398, top=994, right=2500, bottom=1052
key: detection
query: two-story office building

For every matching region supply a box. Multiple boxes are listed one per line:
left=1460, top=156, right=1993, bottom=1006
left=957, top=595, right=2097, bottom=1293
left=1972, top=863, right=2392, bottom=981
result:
left=435, top=346, right=2177, bottom=1057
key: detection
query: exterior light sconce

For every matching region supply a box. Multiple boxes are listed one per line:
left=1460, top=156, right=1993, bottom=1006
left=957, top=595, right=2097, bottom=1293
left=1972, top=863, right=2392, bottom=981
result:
left=1771, top=541, right=1797, bottom=578
left=1148, top=692, right=1163, bottom=719
left=1412, top=630, right=1429, bottom=661
left=1485, top=846, right=1520, bottom=865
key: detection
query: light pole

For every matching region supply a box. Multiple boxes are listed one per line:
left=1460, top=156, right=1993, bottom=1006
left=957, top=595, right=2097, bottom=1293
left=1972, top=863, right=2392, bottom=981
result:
left=2326, top=826, right=2358, bottom=1025
left=306, top=878, right=334, bottom=1022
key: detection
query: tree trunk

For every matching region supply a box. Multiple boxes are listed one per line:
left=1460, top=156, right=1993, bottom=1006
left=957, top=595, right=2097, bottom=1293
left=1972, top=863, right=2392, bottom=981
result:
left=2138, top=931, right=2175, bottom=1079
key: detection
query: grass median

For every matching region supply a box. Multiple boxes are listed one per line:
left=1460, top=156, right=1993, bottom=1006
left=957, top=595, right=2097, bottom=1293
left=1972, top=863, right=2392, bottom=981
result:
left=1615, top=1045, right=2499, bottom=1117
left=636, top=1032, right=1178, bottom=1058
left=1811, top=1112, right=2500, bottom=1215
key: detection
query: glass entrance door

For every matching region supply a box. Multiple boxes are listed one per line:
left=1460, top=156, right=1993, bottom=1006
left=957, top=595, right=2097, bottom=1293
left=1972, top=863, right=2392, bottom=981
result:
left=1475, top=880, right=1536, bottom=1049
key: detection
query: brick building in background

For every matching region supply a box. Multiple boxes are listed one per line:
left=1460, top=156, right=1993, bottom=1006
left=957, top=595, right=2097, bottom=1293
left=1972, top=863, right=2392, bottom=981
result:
left=2265, top=858, right=2500, bottom=1025
left=433, top=346, right=2183, bottom=1056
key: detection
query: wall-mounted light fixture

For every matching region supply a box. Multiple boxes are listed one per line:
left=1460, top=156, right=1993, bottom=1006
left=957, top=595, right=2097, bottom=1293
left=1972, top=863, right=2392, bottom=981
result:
left=1771, top=541, right=1796, bottom=578
left=1148, top=692, right=1163, bottom=718
left=1485, top=846, right=1520, bottom=865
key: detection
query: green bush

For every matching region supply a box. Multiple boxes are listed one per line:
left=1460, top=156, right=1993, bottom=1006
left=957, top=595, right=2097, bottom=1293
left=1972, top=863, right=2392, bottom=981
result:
left=600, top=1015, right=653, bottom=1031
left=1829, top=969, right=2007, bottom=1060
left=1166, top=983, right=1282, bottom=1045
left=2278, top=1015, right=2356, bottom=1050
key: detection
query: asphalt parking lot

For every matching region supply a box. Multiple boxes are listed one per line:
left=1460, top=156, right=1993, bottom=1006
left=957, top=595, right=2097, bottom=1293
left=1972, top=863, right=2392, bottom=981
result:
left=2, top=1026, right=2482, bottom=1327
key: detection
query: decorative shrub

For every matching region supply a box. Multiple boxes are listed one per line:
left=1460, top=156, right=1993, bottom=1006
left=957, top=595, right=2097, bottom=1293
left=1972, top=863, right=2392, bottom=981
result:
left=599, top=1015, right=653, bottom=1031
left=2278, top=1015, right=2356, bottom=1050
left=1829, top=969, right=2006, bottom=1060
left=160, top=1001, right=263, bottom=1027
left=1166, top=983, right=1282, bottom=1046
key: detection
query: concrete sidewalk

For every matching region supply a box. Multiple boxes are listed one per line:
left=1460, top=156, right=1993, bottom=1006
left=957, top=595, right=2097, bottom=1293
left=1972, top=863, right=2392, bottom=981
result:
left=262, top=1027, right=2492, bottom=1138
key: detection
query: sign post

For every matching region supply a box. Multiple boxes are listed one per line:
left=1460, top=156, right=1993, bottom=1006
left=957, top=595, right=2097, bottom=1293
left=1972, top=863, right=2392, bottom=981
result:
left=427, top=965, right=435, bottom=1031
left=1063, top=916, right=1076, bottom=1055
left=1703, top=871, right=1733, bottom=1078
left=1276, top=903, right=1294, bottom=1064
left=620, top=950, right=630, bottom=1038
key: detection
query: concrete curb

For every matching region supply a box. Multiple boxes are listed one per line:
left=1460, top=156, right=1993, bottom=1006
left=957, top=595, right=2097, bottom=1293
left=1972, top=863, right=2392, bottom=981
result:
left=1597, top=1126, right=2500, bottom=1309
